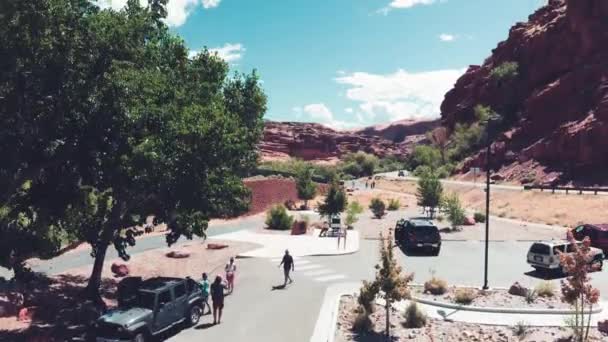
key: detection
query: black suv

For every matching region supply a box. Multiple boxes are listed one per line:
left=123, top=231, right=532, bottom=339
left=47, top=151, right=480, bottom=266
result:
left=93, top=277, right=204, bottom=342
left=394, top=219, right=441, bottom=255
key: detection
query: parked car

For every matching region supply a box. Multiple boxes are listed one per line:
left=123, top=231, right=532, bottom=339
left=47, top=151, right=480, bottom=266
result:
left=394, top=219, right=441, bottom=255
left=93, top=277, right=204, bottom=342
left=397, top=170, right=405, bottom=177
left=527, top=240, right=604, bottom=273
left=571, top=224, right=608, bottom=255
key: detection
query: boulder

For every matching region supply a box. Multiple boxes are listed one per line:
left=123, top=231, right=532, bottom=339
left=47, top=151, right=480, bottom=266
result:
left=598, top=320, right=608, bottom=334
left=291, top=221, right=308, bottom=235
left=110, top=262, right=130, bottom=277
left=464, top=217, right=477, bottom=226
left=508, top=282, right=529, bottom=297
left=165, top=251, right=190, bottom=259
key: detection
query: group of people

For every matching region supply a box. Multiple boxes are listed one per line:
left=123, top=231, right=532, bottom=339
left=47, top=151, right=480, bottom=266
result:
left=365, top=180, right=376, bottom=189
left=196, top=250, right=296, bottom=325
left=198, top=257, right=237, bottom=325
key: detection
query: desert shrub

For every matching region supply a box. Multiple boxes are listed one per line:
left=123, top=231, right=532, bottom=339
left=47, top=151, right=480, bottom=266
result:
left=387, top=198, right=400, bottom=211
left=345, top=201, right=364, bottom=228
left=474, top=212, right=487, bottom=223
left=454, top=288, right=476, bottom=305
left=535, top=281, right=555, bottom=298
left=413, top=165, right=432, bottom=177
left=352, top=309, right=373, bottom=332
left=358, top=281, right=377, bottom=314
left=513, top=320, right=529, bottom=338
left=435, top=163, right=454, bottom=179
left=265, top=204, right=294, bottom=230
left=436, top=215, right=445, bottom=223
left=443, top=193, right=466, bottom=229
left=403, top=302, right=427, bottom=328
left=341, top=152, right=378, bottom=177
left=525, top=289, right=537, bottom=304
left=410, top=145, right=442, bottom=171
left=369, top=198, right=386, bottom=219
left=424, top=276, right=448, bottom=295
left=490, top=61, right=519, bottom=82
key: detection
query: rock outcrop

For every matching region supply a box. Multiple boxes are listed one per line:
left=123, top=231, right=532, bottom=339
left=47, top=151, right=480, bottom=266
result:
left=441, top=0, right=608, bottom=184
left=259, top=120, right=438, bottom=162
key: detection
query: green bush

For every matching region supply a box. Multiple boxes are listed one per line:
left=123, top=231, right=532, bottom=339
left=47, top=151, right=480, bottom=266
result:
left=413, top=165, right=432, bottom=177
left=387, top=199, right=400, bottom=211
left=265, top=204, right=294, bottom=230
left=436, top=163, right=455, bottom=179
left=490, top=61, right=519, bottom=82
left=345, top=201, right=364, bottom=228
left=443, top=193, right=466, bottom=228
left=410, top=145, right=441, bottom=170
left=474, top=212, right=486, bottom=223
left=369, top=198, right=386, bottom=219
left=403, top=302, right=427, bottom=328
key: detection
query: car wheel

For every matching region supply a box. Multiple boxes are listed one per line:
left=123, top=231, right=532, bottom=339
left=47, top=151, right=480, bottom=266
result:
left=187, top=304, right=202, bottom=326
left=432, top=248, right=440, bottom=256
left=133, top=332, right=146, bottom=342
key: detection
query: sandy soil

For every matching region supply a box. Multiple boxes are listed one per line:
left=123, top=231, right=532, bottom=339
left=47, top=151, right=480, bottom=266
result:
left=411, top=285, right=568, bottom=310
left=335, top=295, right=605, bottom=342
left=376, top=178, right=608, bottom=228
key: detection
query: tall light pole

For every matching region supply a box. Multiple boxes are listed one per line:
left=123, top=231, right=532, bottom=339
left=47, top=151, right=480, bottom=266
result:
left=483, top=141, right=491, bottom=290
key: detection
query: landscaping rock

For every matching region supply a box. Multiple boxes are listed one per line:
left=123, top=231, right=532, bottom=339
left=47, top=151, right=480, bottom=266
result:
left=464, top=216, right=476, bottom=225
left=508, top=282, right=529, bottom=297
left=165, top=251, right=190, bottom=259
left=291, top=221, right=308, bottom=235
left=598, top=320, right=608, bottom=334
left=207, top=243, right=228, bottom=250
left=110, top=263, right=130, bottom=277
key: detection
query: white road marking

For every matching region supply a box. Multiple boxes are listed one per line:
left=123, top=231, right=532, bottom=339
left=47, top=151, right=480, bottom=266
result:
left=297, top=264, right=323, bottom=271
left=303, top=269, right=334, bottom=277
left=314, top=274, right=347, bottom=282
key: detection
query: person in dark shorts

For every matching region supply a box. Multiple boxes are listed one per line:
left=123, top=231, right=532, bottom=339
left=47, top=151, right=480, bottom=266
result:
left=278, top=249, right=295, bottom=286
left=210, top=276, right=227, bottom=324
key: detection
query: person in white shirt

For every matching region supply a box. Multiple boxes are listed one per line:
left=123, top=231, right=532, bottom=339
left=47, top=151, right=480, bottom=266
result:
left=225, top=257, right=237, bottom=293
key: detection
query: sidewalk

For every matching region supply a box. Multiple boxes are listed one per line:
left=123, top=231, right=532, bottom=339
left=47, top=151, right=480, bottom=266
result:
left=214, top=229, right=359, bottom=258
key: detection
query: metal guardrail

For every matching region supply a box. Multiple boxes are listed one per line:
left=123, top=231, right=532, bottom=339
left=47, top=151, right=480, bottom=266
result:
left=523, top=184, right=608, bottom=195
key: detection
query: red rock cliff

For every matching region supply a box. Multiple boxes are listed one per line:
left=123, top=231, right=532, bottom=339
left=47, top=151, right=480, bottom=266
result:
left=441, top=0, right=608, bottom=184
left=259, top=120, right=437, bottom=162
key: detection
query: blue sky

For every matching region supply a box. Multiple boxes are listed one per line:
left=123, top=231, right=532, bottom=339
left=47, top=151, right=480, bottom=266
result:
left=97, top=0, right=543, bottom=128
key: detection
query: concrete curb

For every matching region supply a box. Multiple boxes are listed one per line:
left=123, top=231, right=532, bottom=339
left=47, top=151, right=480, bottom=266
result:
left=410, top=296, right=603, bottom=315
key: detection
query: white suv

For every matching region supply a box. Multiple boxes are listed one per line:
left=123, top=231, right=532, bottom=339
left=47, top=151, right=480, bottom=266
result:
left=527, top=240, right=604, bottom=272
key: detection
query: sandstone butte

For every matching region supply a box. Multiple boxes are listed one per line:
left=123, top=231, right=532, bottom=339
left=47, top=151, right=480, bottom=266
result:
left=258, top=119, right=438, bottom=163
left=441, top=0, right=608, bottom=185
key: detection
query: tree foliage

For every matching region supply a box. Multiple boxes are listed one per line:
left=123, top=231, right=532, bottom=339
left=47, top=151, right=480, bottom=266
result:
left=416, top=170, right=443, bottom=219
left=0, top=0, right=267, bottom=297
left=265, top=205, right=294, bottom=231
left=369, top=198, right=386, bottom=219
left=490, top=61, right=519, bottom=83
left=443, top=193, right=466, bottom=230
left=295, top=165, right=317, bottom=209
left=318, top=183, right=347, bottom=218
left=345, top=201, right=364, bottom=228
left=341, top=152, right=378, bottom=177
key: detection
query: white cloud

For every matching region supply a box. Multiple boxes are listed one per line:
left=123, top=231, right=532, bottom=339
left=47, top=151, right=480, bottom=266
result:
left=296, top=103, right=363, bottom=129
left=188, top=50, right=199, bottom=59
left=209, top=43, right=245, bottom=62
left=345, top=108, right=354, bottom=113
left=202, top=0, right=221, bottom=9
left=92, top=0, right=217, bottom=27
left=378, top=0, right=445, bottom=15
left=335, top=68, right=465, bottom=122
left=439, top=33, right=456, bottom=42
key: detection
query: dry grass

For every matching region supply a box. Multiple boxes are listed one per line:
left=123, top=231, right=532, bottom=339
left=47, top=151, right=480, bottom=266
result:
left=376, top=179, right=608, bottom=227
left=454, top=288, right=477, bottom=305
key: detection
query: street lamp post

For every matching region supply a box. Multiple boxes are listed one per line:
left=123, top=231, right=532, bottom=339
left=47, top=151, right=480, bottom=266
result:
left=483, top=142, right=491, bottom=290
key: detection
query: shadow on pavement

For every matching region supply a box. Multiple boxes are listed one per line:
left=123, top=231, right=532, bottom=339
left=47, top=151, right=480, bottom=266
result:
left=195, top=322, right=216, bottom=330
left=396, top=244, right=437, bottom=258
left=524, top=270, right=565, bottom=280
left=271, top=284, right=287, bottom=290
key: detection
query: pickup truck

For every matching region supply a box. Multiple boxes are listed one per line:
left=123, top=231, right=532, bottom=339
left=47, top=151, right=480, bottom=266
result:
left=94, top=277, right=204, bottom=342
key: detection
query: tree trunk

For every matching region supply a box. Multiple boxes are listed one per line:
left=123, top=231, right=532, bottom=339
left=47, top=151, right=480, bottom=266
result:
left=85, top=241, right=109, bottom=305
left=385, top=300, right=390, bottom=340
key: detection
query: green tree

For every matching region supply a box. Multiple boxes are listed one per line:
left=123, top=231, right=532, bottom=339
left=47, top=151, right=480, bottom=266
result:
left=410, top=145, right=442, bottom=170
left=443, top=193, right=466, bottom=230
left=363, top=231, right=414, bottom=339
left=318, top=183, right=348, bottom=219
left=416, top=171, right=443, bottom=218
left=369, top=198, right=386, bottom=219
left=295, top=165, right=317, bottom=209
left=0, top=1, right=267, bottom=300
left=265, top=205, right=294, bottom=231
left=345, top=201, right=364, bottom=228
left=342, top=152, right=378, bottom=177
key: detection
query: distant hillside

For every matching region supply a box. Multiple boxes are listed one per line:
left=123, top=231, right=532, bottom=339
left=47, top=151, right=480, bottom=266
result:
left=258, top=119, right=438, bottom=162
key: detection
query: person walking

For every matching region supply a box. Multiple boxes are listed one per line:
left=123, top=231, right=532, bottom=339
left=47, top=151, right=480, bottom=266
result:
left=278, top=249, right=295, bottom=286
left=341, top=226, right=348, bottom=250
left=199, top=273, right=211, bottom=314
left=225, top=257, right=237, bottom=293
left=365, top=181, right=368, bottom=189
left=210, top=276, right=227, bottom=324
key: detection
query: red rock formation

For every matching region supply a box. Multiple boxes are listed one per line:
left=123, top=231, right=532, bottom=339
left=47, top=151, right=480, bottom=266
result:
left=259, top=120, right=437, bottom=162
left=441, top=0, right=608, bottom=184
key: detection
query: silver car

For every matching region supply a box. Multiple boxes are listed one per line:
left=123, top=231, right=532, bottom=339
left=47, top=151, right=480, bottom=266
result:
left=527, top=240, right=604, bottom=272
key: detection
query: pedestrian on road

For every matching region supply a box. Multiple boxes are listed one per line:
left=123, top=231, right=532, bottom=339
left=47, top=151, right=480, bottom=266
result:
left=365, top=181, right=368, bottom=189
left=225, top=257, right=236, bottom=293
left=199, top=273, right=211, bottom=314
left=211, top=276, right=227, bottom=324
left=371, top=180, right=376, bottom=189
left=342, top=227, right=348, bottom=250
left=278, top=249, right=294, bottom=286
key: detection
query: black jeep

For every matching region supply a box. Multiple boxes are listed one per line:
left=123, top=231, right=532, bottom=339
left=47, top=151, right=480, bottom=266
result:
left=395, top=219, right=441, bottom=256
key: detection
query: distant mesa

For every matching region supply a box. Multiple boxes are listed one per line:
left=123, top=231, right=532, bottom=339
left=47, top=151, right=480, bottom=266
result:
left=258, top=119, right=439, bottom=162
